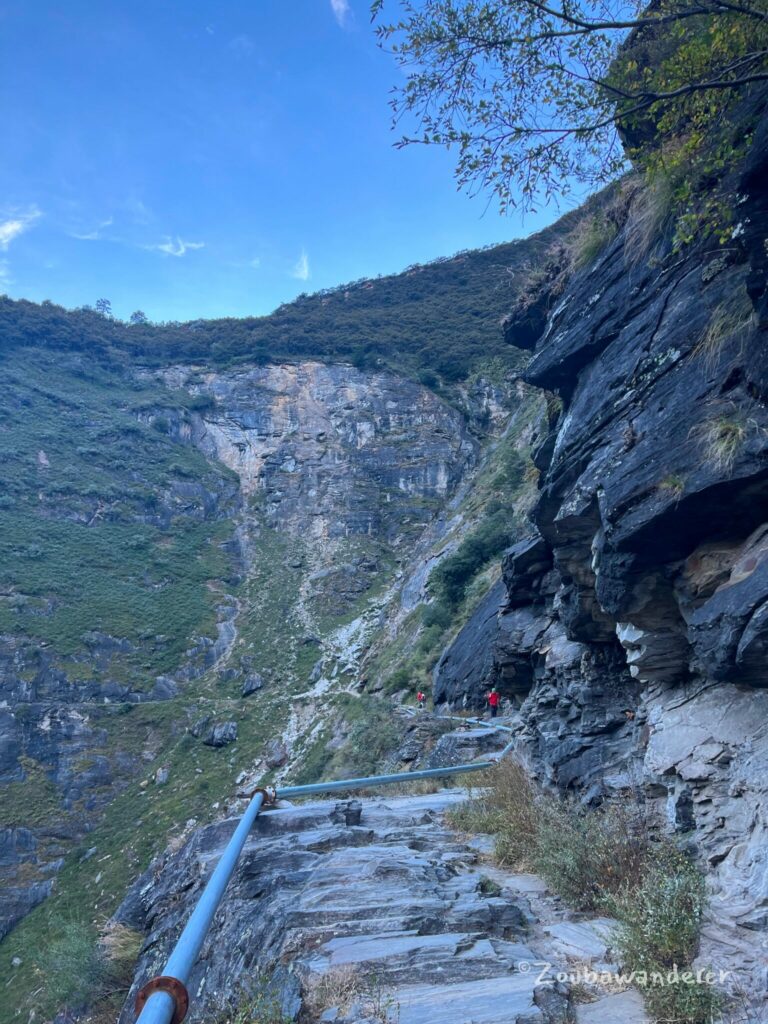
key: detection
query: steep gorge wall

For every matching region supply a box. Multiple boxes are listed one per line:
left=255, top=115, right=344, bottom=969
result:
left=0, top=351, right=516, bottom=978
left=433, top=98, right=768, bottom=1002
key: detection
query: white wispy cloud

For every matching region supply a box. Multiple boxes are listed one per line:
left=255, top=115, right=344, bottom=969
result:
left=71, top=216, right=114, bottom=241
left=292, top=249, right=310, bottom=281
left=0, top=206, right=42, bottom=251
left=148, top=236, right=205, bottom=257
left=229, top=33, right=254, bottom=57
left=330, top=0, right=351, bottom=27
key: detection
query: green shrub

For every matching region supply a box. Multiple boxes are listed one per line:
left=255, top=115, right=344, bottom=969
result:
left=429, top=510, right=514, bottom=608
left=605, top=848, right=719, bottom=1024
left=606, top=847, right=706, bottom=970
left=386, top=666, right=413, bottom=691
left=416, top=622, right=446, bottom=662
left=532, top=799, right=648, bottom=911
left=184, top=393, right=216, bottom=413
left=335, top=703, right=402, bottom=778
left=421, top=601, right=452, bottom=630
left=493, top=448, right=526, bottom=490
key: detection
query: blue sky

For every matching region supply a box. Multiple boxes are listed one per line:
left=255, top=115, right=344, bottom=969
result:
left=0, top=0, right=569, bottom=322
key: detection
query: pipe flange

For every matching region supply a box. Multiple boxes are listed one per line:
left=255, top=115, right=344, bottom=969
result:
left=135, top=975, right=189, bottom=1023
left=253, top=785, right=277, bottom=805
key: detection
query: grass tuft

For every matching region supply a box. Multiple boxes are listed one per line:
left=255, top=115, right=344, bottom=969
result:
left=568, top=211, right=620, bottom=269
left=694, top=415, right=749, bottom=473
left=693, top=294, right=754, bottom=370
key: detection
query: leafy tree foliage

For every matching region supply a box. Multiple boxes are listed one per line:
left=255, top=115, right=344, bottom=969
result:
left=372, top=0, right=768, bottom=211
left=129, top=310, right=148, bottom=325
left=95, top=298, right=112, bottom=317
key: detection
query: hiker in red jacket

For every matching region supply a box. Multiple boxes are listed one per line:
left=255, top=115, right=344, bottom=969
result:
left=417, top=690, right=426, bottom=710
left=487, top=687, right=500, bottom=719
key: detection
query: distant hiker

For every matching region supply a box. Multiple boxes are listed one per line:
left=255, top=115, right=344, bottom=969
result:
left=487, top=687, right=500, bottom=719
left=417, top=690, right=426, bottom=710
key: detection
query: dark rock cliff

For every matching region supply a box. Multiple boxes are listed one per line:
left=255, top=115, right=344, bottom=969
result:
left=433, top=94, right=768, bottom=1004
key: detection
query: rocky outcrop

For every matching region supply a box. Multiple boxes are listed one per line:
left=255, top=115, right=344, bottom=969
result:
left=153, top=362, right=508, bottom=617
left=433, top=94, right=768, bottom=1008
left=0, top=828, right=53, bottom=940
left=432, top=580, right=507, bottom=708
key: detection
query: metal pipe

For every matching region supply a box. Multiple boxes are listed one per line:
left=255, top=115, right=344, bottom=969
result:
left=436, top=714, right=514, bottom=734
left=133, top=756, right=506, bottom=1021
left=135, top=789, right=266, bottom=1024
left=276, top=759, right=493, bottom=799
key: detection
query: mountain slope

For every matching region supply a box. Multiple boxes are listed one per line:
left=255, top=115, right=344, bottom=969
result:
left=0, top=221, right=570, bottom=1020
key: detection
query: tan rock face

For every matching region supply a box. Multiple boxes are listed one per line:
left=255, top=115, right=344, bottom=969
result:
left=163, top=361, right=482, bottom=547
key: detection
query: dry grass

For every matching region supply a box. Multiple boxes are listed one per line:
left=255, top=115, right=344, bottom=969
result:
left=449, top=759, right=717, bottom=1024
left=450, top=760, right=650, bottom=904
left=623, top=171, right=677, bottom=265
left=303, top=965, right=363, bottom=1018
left=448, top=757, right=539, bottom=867
left=302, top=967, right=399, bottom=1024
left=693, top=294, right=755, bottom=370
left=98, top=920, right=143, bottom=987
left=693, top=414, right=750, bottom=473
left=567, top=212, right=619, bottom=270
left=381, top=777, right=446, bottom=797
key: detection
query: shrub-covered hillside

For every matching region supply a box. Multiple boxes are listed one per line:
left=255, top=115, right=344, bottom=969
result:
left=0, top=212, right=582, bottom=382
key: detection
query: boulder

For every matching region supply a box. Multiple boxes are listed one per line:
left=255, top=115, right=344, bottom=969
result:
left=202, top=721, right=238, bottom=748
left=264, top=738, right=287, bottom=768
left=242, top=673, right=264, bottom=697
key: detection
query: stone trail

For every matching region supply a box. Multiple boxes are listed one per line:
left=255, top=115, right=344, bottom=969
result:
left=119, top=782, right=649, bottom=1024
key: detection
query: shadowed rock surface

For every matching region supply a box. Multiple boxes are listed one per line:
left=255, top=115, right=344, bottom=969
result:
left=432, top=92, right=768, bottom=1010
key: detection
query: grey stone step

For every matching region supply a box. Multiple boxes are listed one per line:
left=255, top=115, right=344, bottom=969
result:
left=543, top=918, right=616, bottom=961
left=393, top=974, right=544, bottom=1024
left=574, top=989, right=649, bottom=1023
